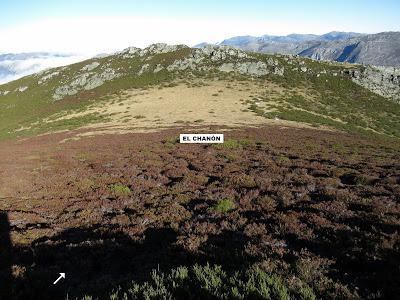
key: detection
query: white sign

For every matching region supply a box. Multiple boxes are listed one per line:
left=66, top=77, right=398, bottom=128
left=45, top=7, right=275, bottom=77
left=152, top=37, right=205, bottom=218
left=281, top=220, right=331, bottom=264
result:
left=180, top=134, right=224, bottom=144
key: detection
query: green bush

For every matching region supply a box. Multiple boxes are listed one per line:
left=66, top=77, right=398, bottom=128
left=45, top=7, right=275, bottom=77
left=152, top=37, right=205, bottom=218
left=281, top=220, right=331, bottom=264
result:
left=212, top=199, right=236, bottom=213
left=110, top=184, right=132, bottom=197
left=82, top=264, right=307, bottom=300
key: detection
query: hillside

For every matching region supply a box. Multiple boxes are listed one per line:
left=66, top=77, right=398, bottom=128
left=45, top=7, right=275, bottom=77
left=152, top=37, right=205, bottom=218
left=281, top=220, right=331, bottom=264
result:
left=0, top=43, right=399, bottom=142
left=197, top=32, right=400, bottom=67
left=0, top=44, right=400, bottom=300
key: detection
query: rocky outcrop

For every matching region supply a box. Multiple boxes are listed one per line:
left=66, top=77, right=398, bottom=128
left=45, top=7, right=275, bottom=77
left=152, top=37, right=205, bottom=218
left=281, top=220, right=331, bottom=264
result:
left=345, top=66, right=400, bottom=103
left=81, top=62, right=100, bottom=72
left=199, top=45, right=249, bottom=60
left=16, top=86, right=28, bottom=92
left=38, top=71, right=60, bottom=84
left=120, top=43, right=188, bottom=59
left=122, top=44, right=283, bottom=77
left=218, top=62, right=270, bottom=76
left=154, top=44, right=284, bottom=77
left=53, top=67, right=119, bottom=101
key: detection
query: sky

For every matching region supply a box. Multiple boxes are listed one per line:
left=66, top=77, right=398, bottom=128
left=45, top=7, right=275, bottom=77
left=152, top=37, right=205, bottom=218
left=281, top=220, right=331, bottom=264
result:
left=0, top=0, right=399, bottom=55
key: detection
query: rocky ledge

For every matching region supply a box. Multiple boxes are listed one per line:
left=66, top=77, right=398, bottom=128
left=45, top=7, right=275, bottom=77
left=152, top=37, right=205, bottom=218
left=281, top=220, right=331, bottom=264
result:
left=346, top=66, right=400, bottom=103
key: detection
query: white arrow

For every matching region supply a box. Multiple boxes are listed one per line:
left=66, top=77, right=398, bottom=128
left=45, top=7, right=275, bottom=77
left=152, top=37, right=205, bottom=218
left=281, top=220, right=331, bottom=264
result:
left=53, top=273, right=66, bottom=285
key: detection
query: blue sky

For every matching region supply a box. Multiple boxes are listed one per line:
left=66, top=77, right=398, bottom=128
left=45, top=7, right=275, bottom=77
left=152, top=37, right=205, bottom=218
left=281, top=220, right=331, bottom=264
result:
left=0, top=0, right=399, bottom=53
left=1, top=0, right=399, bottom=30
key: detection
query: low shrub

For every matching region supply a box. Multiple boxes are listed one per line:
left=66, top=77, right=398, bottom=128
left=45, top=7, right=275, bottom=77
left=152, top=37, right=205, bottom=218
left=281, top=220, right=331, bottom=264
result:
left=211, top=199, right=236, bottom=213
left=212, top=139, right=252, bottom=150
left=110, top=184, right=132, bottom=197
left=230, top=174, right=258, bottom=188
left=84, top=264, right=304, bottom=300
left=339, top=172, right=370, bottom=186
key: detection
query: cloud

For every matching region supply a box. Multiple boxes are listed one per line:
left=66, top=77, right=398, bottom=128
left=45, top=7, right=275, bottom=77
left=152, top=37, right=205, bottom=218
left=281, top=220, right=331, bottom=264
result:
left=0, top=16, right=350, bottom=55
left=0, top=54, right=90, bottom=84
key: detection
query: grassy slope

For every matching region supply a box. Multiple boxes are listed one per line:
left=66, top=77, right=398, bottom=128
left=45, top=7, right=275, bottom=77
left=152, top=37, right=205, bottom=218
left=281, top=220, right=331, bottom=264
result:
left=263, top=57, right=400, bottom=138
left=0, top=48, right=191, bottom=140
left=0, top=47, right=399, bottom=141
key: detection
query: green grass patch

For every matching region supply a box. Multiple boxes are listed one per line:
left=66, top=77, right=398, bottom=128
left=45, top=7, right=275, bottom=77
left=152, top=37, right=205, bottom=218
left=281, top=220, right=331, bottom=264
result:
left=211, top=199, right=236, bottom=213
left=110, top=184, right=131, bottom=197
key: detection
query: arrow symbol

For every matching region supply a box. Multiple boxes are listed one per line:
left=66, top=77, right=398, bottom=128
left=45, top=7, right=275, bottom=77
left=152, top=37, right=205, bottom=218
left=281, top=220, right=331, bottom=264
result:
left=53, top=273, right=66, bottom=285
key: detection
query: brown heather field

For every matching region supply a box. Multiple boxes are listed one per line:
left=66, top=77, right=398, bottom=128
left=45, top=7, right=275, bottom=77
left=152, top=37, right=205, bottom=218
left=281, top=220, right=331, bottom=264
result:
left=0, top=124, right=399, bottom=299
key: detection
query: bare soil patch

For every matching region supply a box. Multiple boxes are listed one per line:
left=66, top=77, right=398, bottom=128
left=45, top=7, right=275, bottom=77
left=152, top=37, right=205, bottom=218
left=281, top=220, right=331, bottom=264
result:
left=43, top=80, right=320, bottom=139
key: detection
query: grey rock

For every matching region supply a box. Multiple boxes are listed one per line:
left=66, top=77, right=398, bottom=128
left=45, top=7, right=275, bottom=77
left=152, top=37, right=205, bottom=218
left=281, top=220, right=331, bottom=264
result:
left=16, top=86, right=28, bottom=92
left=218, top=63, right=235, bottom=73
left=236, top=62, right=270, bottom=76
left=218, top=62, right=270, bottom=76
left=71, top=73, right=90, bottom=87
left=347, top=66, right=400, bottom=103
left=274, top=66, right=285, bottom=76
left=200, top=45, right=249, bottom=60
left=84, top=77, right=103, bottom=90
left=53, top=68, right=119, bottom=101
left=122, top=46, right=141, bottom=58
left=53, top=85, right=78, bottom=100
left=81, top=62, right=100, bottom=72
left=164, top=45, right=275, bottom=77
left=138, top=64, right=150, bottom=75
left=38, top=71, right=60, bottom=84
left=153, top=64, right=164, bottom=73
left=120, top=43, right=189, bottom=59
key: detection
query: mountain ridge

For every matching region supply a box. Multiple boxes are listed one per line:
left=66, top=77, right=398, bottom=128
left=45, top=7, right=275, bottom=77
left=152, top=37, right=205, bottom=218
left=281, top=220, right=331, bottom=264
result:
left=196, top=31, right=400, bottom=67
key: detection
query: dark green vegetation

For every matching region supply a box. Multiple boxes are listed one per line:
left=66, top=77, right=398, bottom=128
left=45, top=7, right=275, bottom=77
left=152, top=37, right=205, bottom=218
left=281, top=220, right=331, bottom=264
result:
left=88, top=264, right=314, bottom=300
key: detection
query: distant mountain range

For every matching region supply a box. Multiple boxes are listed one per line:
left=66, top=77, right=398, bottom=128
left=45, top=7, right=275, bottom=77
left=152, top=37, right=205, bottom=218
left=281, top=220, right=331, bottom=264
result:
left=195, top=31, right=400, bottom=67
left=0, top=52, right=89, bottom=84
